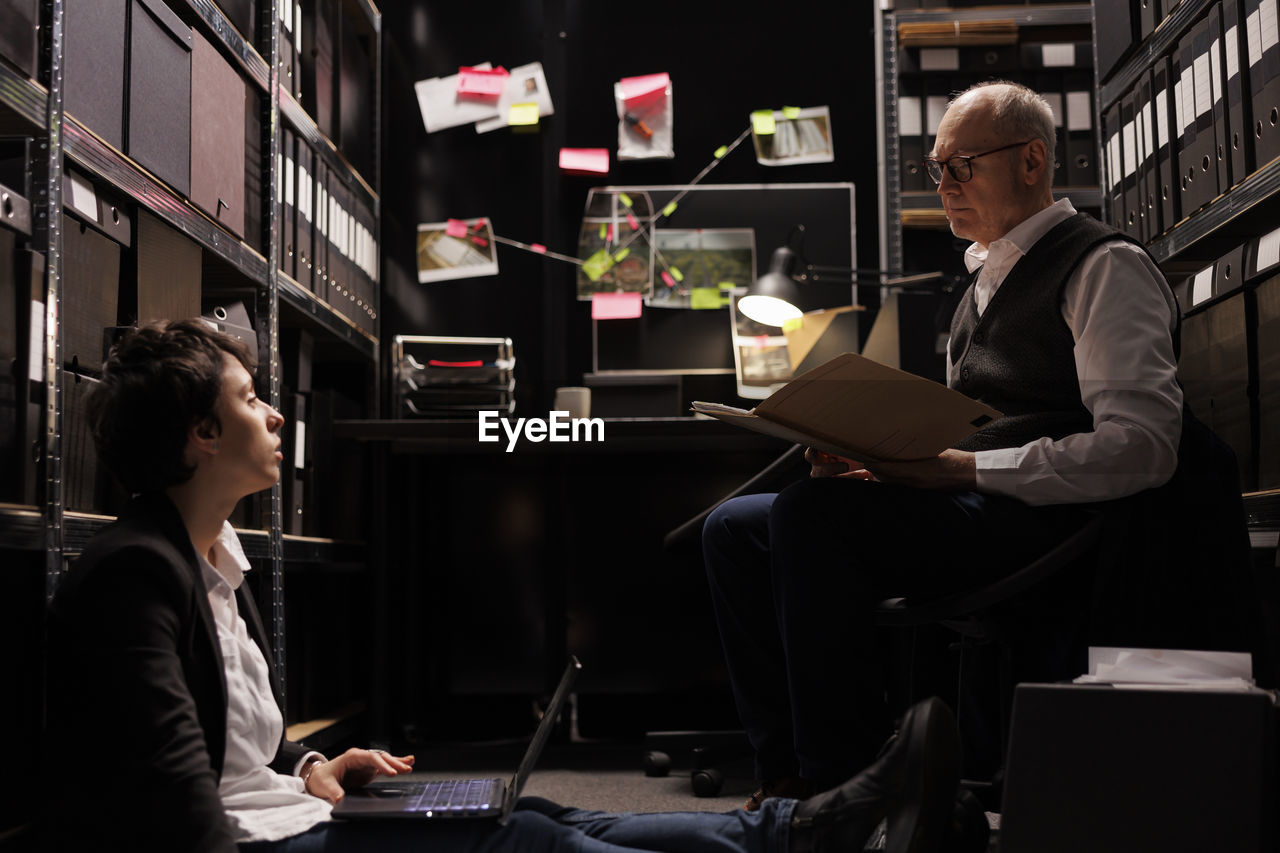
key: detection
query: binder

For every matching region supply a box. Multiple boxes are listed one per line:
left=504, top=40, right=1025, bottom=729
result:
left=283, top=390, right=307, bottom=535
left=244, top=87, right=263, bottom=253
left=1036, top=80, right=1068, bottom=187
left=1136, top=71, right=1159, bottom=239
left=1103, top=102, right=1126, bottom=229
left=301, top=0, right=337, bottom=139
left=1257, top=272, right=1280, bottom=488
left=1246, top=0, right=1280, bottom=169
left=961, top=45, right=1018, bottom=74
left=1204, top=293, right=1255, bottom=489
left=1020, top=41, right=1091, bottom=69
left=280, top=128, right=296, bottom=278
left=339, top=22, right=375, bottom=180
left=0, top=227, right=21, bottom=503
left=1064, top=71, right=1098, bottom=188
left=1207, top=5, right=1232, bottom=193
left=1153, top=56, right=1182, bottom=232
left=18, top=249, right=43, bottom=505
left=1121, top=89, right=1143, bottom=238
left=278, top=0, right=298, bottom=101
left=1223, top=0, right=1254, bottom=185
left=312, top=160, right=329, bottom=303
left=1177, top=24, right=1214, bottom=215
left=295, top=142, right=314, bottom=290
left=924, top=76, right=950, bottom=165
left=899, top=94, right=926, bottom=192
left=1214, top=242, right=1248, bottom=296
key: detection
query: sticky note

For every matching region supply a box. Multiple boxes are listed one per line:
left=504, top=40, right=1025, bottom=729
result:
left=661, top=201, right=678, bottom=218
left=626, top=211, right=639, bottom=230
left=752, top=110, right=777, bottom=135
left=457, top=66, right=509, bottom=98
left=607, top=223, right=614, bottom=242
left=618, top=72, right=670, bottom=108
left=471, top=235, right=488, bottom=247
left=782, top=316, right=804, bottom=332
left=509, top=102, right=541, bottom=126
left=599, top=222, right=607, bottom=239
left=618, top=192, right=633, bottom=208
left=582, top=249, right=615, bottom=281
left=669, top=266, right=683, bottom=282
left=613, top=247, right=630, bottom=262
left=559, top=147, right=610, bottom=174
left=782, top=106, right=801, bottom=119
left=445, top=218, right=468, bottom=238
left=752, top=335, right=771, bottom=348
left=691, top=288, right=722, bottom=309
left=531, top=243, right=547, bottom=254
left=718, top=282, right=735, bottom=290
left=592, top=292, right=643, bottom=320
left=661, top=270, right=676, bottom=288
left=714, top=145, right=729, bottom=159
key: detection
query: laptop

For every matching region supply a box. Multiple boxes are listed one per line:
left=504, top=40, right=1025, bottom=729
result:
left=331, top=657, right=580, bottom=824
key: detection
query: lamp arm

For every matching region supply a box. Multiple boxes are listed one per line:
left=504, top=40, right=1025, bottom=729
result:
left=799, top=265, right=948, bottom=288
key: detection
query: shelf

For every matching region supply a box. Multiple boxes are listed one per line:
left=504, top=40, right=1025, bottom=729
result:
left=891, top=3, right=1093, bottom=26
left=279, top=88, right=379, bottom=214
left=0, top=59, right=47, bottom=130
left=278, top=270, right=377, bottom=359
left=286, top=702, right=366, bottom=750
left=0, top=505, right=43, bottom=550
left=1146, top=156, right=1280, bottom=267
left=179, top=0, right=271, bottom=93
left=1098, top=0, right=1213, bottom=110
left=234, top=527, right=369, bottom=565
left=62, top=114, right=270, bottom=284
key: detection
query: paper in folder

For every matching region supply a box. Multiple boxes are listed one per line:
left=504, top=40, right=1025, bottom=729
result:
left=692, top=352, right=1001, bottom=463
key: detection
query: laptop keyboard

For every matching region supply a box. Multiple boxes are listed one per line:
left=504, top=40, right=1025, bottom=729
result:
left=406, top=778, right=501, bottom=814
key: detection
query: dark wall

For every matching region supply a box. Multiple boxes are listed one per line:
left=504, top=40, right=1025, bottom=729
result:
left=380, top=0, right=880, bottom=412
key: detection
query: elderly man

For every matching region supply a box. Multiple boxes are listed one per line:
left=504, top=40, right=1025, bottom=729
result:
left=702, top=80, right=1183, bottom=810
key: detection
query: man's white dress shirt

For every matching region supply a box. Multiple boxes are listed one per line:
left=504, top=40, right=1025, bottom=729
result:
left=946, top=199, right=1184, bottom=505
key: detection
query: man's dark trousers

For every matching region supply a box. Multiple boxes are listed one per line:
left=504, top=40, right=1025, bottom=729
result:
left=702, top=476, right=1088, bottom=790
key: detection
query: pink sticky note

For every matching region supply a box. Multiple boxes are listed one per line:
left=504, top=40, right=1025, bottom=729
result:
left=661, top=270, right=675, bottom=288
left=457, top=66, right=509, bottom=98
left=445, top=219, right=468, bottom=238
left=752, top=335, right=771, bottom=348
left=559, top=148, right=610, bottom=175
left=626, top=211, right=639, bottom=230
left=618, top=72, right=669, bottom=109
left=606, top=223, right=614, bottom=242
left=530, top=243, right=547, bottom=254
left=471, top=235, right=489, bottom=247
left=592, top=292, right=643, bottom=320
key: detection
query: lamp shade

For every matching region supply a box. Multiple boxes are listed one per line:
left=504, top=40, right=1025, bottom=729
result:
left=739, top=246, right=803, bottom=327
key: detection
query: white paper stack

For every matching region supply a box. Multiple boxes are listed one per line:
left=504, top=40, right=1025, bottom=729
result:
left=1073, top=647, right=1255, bottom=690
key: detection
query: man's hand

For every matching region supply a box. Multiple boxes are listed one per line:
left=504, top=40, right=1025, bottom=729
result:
left=805, top=447, right=876, bottom=480
left=304, top=748, right=416, bottom=803
left=863, top=449, right=976, bottom=491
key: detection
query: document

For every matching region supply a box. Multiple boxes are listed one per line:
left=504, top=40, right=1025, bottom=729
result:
left=691, top=352, right=1001, bottom=463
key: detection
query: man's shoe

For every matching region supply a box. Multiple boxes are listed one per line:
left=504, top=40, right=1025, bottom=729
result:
left=788, top=696, right=960, bottom=853
left=744, top=776, right=815, bottom=812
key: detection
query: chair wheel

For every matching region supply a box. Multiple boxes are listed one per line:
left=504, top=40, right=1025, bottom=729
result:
left=643, top=750, right=671, bottom=777
left=691, top=768, right=724, bottom=797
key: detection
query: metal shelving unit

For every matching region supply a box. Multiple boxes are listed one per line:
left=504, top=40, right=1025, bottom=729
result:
left=1, top=0, right=382, bottom=729
left=876, top=3, right=1096, bottom=275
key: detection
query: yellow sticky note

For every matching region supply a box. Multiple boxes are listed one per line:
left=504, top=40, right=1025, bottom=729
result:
left=782, top=106, right=801, bottom=120
left=618, top=192, right=633, bottom=208
left=752, top=109, right=776, bottom=135
left=662, top=201, right=678, bottom=218
left=782, top=316, right=804, bottom=332
left=690, top=287, right=722, bottom=309
left=718, top=281, right=736, bottom=291
left=714, top=145, right=729, bottom=159
left=669, top=266, right=683, bottom=282
left=598, top=222, right=607, bottom=240
left=509, top=102, right=540, bottom=126
left=582, top=249, right=615, bottom=281
left=613, top=247, right=630, bottom=262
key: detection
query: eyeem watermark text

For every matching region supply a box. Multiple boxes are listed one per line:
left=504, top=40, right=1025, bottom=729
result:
left=478, top=411, right=605, bottom=452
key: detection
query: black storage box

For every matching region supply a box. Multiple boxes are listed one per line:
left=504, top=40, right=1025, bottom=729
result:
left=0, top=0, right=39, bottom=78
left=190, top=30, right=246, bottom=238
left=127, top=0, right=193, bottom=195
left=64, top=0, right=128, bottom=149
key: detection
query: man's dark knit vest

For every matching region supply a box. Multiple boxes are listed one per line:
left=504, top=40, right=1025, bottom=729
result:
left=948, top=212, right=1147, bottom=452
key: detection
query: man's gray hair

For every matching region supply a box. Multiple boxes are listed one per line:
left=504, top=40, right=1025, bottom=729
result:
left=953, top=81, right=1057, bottom=184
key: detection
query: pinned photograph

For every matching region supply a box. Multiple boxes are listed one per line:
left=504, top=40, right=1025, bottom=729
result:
left=729, top=289, right=793, bottom=399
left=475, top=61, right=556, bottom=133
left=648, top=228, right=755, bottom=310
left=417, top=217, right=499, bottom=283
left=576, top=188, right=654, bottom=299
left=751, top=105, right=835, bottom=167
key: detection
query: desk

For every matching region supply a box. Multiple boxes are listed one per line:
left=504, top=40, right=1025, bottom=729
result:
left=336, top=418, right=794, bottom=743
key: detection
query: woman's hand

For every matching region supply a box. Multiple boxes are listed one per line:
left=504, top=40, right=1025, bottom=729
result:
left=304, top=748, right=415, bottom=803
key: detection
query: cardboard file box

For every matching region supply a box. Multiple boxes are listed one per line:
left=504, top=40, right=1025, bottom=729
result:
left=190, top=31, right=246, bottom=239
left=64, top=0, right=128, bottom=149
left=62, top=370, right=103, bottom=511
left=1256, top=274, right=1280, bottom=489
left=135, top=210, right=201, bottom=326
left=0, top=0, right=39, bottom=78
left=213, top=0, right=255, bottom=42
left=61, top=194, right=126, bottom=375
left=128, top=0, right=192, bottom=196
left=301, top=0, right=337, bottom=140
left=1001, top=683, right=1276, bottom=853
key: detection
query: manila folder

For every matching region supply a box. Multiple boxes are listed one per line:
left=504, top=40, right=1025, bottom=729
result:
left=691, top=352, right=1001, bottom=462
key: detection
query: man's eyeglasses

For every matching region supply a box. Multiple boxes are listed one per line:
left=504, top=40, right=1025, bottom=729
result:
left=924, top=140, right=1035, bottom=184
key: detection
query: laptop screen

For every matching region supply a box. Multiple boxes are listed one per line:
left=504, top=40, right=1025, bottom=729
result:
left=502, top=657, right=581, bottom=818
